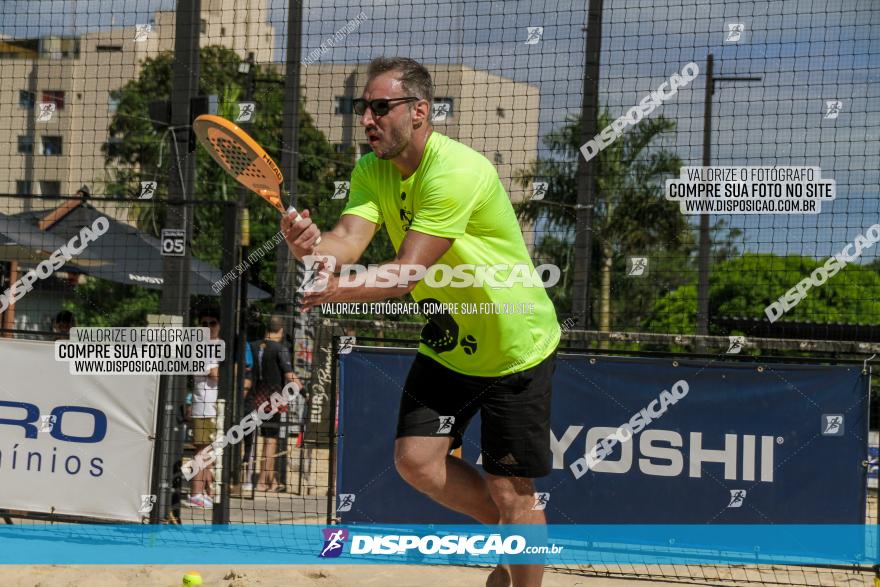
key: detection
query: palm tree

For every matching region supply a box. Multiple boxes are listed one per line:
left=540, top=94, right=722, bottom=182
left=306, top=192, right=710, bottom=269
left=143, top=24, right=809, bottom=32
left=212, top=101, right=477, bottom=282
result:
left=516, top=111, right=691, bottom=332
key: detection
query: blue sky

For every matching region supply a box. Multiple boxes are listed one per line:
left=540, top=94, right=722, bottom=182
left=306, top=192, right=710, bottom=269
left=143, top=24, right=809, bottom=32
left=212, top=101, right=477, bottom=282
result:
left=2, top=0, right=878, bottom=260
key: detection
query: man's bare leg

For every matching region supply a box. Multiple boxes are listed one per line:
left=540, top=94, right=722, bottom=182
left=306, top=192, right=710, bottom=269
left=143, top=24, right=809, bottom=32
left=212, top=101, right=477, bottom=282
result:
left=256, top=437, right=278, bottom=490
left=485, top=565, right=512, bottom=587
left=394, top=437, right=500, bottom=524
left=485, top=474, right=545, bottom=587
left=191, top=443, right=210, bottom=497
left=395, top=438, right=543, bottom=586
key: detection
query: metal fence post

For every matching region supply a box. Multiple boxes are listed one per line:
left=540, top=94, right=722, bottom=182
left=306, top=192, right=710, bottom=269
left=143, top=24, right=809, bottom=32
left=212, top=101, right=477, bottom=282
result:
left=214, top=201, right=241, bottom=524
left=155, top=0, right=200, bottom=525
left=571, top=0, right=603, bottom=328
left=326, top=335, right=339, bottom=524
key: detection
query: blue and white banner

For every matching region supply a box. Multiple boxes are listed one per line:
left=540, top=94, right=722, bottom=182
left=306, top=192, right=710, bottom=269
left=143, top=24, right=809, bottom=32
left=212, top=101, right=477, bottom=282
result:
left=337, top=349, right=869, bottom=525
left=0, top=339, right=159, bottom=522
left=869, top=431, right=878, bottom=489
left=0, top=524, right=878, bottom=566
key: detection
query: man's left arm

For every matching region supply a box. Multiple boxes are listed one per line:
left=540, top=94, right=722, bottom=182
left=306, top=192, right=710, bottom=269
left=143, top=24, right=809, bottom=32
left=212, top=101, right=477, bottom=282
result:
left=279, top=344, right=304, bottom=390
left=301, top=168, right=480, bottom=311
left=300, top=230, right=454, bottom=310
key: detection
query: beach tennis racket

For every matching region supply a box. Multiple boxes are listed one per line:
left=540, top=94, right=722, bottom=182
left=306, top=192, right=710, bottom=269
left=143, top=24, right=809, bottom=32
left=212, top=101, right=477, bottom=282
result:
left=192, top=114, right=320, bottom=245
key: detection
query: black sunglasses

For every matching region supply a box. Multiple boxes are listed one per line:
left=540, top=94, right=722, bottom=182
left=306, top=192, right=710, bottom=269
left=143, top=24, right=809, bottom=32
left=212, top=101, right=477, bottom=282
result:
left=200, top=319, right=218, bottom=327
left=353, top=97, right=419, bottom=116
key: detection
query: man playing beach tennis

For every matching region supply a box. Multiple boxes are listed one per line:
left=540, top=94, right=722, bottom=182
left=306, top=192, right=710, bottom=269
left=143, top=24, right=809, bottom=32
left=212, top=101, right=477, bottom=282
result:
left=282, top=57, right=559, bottom=587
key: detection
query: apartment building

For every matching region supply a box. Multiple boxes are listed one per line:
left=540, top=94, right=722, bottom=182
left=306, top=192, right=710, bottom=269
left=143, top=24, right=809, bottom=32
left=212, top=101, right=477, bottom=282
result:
left=0, top=0, right=275, bottom=212
left=301, top=63, right=540, bottom=203
left=0, top=3, right=539, bottom=211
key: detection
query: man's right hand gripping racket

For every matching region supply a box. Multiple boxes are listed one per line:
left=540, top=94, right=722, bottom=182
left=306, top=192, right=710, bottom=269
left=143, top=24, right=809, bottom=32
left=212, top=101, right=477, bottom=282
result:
left=192, top=114, right=321, bottom=246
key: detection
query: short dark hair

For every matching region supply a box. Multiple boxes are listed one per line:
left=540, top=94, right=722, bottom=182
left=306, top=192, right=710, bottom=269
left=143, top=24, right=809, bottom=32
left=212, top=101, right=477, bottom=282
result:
left=54, top=310, right=75, bottom=326
left=198, top=308, right=220, bottom=322
left=366, top=57, right=434, bottom=105
left=267, top=314, right=284, bottom=334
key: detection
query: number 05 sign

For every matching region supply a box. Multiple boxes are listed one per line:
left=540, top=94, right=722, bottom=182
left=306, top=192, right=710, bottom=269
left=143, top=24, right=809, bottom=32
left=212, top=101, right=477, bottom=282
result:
left=160, top=229, right=186, bottom=257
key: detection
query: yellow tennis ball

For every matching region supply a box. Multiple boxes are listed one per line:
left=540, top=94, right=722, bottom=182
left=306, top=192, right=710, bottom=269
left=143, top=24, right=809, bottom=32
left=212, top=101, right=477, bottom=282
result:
left=182, top=571, right=203, bottom=586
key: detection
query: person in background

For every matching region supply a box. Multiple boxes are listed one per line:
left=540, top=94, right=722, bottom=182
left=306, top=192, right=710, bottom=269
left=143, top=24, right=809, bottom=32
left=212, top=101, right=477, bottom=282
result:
left=289, top=384, right=309, bottom=446
left=245, top=339, right=254, bottom=374
left=184, top=308, right=221, bottom=509
left=52, top=310, right=75, bottom=340
left=245, top=314, right=302, bottom=492
left=239, top=335, right=256, bottom=491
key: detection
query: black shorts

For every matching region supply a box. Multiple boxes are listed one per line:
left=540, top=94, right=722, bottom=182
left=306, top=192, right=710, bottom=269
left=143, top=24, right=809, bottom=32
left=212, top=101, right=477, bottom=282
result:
left=396, top=352, right=555, bottom=478
left=259, top=411, right=283, bottom=438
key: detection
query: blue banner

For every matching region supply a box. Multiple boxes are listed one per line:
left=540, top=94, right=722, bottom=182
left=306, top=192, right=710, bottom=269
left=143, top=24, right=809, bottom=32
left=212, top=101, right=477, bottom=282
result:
left=338, top=350, right=869, bottom=526
left=0, top=524, right=878, bottom=566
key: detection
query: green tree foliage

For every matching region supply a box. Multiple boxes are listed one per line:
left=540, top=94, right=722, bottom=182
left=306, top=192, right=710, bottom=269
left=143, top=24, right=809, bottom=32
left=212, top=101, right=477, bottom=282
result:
left=646, top=253, right=880, bottom=333
left=517, top=112, right=716, bottom=329
left=103, top=46, right=358, bottom=292
left=63, top=279, right=160, bottom=327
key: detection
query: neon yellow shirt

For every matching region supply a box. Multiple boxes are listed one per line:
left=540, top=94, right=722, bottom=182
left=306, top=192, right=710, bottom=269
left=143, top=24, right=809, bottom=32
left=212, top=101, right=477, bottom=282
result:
left=342, top=132, right=559, bottom=376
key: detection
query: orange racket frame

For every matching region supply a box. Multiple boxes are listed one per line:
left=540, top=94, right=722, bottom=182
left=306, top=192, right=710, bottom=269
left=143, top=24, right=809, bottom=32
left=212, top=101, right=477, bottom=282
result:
left=193, top=114, right=321, bottom=246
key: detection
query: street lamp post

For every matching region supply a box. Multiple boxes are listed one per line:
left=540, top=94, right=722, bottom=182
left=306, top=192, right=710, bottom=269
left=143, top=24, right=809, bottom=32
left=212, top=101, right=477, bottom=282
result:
left=696, top=54, right=761, bottom=345
left=571, top=0, right=603, bottom=330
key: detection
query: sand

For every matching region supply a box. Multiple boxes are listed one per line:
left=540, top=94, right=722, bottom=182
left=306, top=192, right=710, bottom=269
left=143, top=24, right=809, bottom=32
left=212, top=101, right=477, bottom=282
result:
left=1, top=565, right=690, bottom=587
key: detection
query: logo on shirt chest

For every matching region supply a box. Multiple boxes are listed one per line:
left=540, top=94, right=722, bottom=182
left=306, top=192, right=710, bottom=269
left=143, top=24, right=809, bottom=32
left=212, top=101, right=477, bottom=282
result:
left=419, top=298, right=458, bottom=353
left=460, top=335, right=478, bottom=355
left=398, top=191, right=413, bottom=231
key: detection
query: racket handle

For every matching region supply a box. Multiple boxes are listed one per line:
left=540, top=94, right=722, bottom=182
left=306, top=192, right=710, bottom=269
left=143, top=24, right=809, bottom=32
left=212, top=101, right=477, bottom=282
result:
left=285, top=205, right=303, bottom=222
left=286, top=206, right=322, bottom=246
